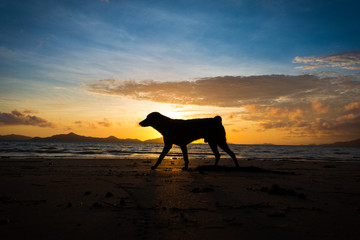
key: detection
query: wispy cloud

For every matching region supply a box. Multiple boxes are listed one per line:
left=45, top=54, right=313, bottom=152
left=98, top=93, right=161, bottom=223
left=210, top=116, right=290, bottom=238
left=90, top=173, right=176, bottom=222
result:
left=86, top=74, right=360, bottom=107
left=54, top=86, right=66, bottom=90
left=0, top=110, right=56, bottom=128
left=97, top=118, right=112, bottom=127
left=23, top=109, right=39, bottom=114
left=293, top=50, right=360, bottom=70
left=73, top=119, right=113, bottom=129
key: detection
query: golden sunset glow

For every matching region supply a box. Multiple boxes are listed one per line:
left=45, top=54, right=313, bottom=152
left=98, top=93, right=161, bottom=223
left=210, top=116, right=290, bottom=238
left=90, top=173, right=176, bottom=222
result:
left=1, top=1, right=360, bottom=145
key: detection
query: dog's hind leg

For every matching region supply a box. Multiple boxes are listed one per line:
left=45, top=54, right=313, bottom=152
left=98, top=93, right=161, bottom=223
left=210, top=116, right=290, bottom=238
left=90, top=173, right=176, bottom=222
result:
left=151, top=143, right=172, bottom=170
left=180, top=145, right=189, bottom=170
left=218, top=142, right=239, bottom=167
left=208, top=141, right=221, bottom=166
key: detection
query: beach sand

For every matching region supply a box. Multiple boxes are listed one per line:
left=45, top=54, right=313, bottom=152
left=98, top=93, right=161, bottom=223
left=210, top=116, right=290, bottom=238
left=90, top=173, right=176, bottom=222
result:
left=1, top=157, right=360, bottom=240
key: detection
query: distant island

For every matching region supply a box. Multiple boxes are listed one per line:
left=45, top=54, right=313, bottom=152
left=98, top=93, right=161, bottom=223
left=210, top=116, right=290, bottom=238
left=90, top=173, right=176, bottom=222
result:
left=0, top=132, right=359, bottom=147
left=0, top=132, right=163, bottom=144
left=319, top=138, right=360, bottom=147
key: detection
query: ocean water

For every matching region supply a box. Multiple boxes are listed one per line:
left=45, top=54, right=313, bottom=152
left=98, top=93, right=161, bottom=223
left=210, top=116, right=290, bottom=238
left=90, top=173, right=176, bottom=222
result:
left=0, top=141, right=359, bottom=162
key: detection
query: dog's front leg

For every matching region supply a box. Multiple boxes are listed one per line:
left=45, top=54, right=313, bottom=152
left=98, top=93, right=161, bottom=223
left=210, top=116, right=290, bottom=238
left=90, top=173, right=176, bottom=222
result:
left=151, top=143, right=172, bottom=170
left=180, top=145, right=189, bottom=170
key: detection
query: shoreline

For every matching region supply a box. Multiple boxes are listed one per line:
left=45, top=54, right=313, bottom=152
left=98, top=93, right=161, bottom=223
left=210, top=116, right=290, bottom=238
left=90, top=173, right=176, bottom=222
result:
left=1, top=158, right=360, bottom=239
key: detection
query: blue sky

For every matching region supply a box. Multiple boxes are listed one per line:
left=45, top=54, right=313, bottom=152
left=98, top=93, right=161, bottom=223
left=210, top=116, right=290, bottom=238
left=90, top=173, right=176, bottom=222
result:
left=1, top=0, right=360, bottom=144
left=2, top=0, right=359, bottom=82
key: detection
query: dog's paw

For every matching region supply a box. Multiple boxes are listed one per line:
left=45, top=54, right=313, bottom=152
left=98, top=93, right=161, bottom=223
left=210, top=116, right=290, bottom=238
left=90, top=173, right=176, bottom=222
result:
left=181, top=166, right=189, bottom=171
left=151, top=166, right=157, bottom=170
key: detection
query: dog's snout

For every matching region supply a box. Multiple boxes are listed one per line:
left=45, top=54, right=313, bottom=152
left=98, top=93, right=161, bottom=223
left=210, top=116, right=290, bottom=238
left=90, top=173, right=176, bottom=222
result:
left=139, top=118, right=148, bottom=127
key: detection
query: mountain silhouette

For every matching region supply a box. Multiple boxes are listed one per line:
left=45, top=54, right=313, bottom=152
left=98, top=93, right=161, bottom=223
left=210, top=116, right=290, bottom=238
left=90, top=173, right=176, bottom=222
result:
left=321, top=138, right=360, bottom=147
left=0, top=134, right=32, bottom=141
left=22, top=132, right=141, bottom=143
left=1, top=133, right=359, bottom=146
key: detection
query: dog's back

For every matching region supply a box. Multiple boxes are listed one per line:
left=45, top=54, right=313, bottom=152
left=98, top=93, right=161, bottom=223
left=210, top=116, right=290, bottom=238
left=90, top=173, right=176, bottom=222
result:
left=169, top=116, right=225, bottom=143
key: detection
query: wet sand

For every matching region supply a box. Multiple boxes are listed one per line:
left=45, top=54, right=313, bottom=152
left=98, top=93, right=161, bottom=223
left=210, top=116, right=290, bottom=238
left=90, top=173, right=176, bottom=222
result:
left=1, top=157, right=360, bottom=240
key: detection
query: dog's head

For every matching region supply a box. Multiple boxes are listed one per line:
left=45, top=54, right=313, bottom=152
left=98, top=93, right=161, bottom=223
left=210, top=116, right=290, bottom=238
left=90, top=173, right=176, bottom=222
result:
left=139, top=112, right=164, bottom=127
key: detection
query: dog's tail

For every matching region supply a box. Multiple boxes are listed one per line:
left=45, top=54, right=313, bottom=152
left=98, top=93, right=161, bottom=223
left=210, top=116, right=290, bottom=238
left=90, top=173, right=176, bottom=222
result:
left=214, top=116, right=222, bottom=124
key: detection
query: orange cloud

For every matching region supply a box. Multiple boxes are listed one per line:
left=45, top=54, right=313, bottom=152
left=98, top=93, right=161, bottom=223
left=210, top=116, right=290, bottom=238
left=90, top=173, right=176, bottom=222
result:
left=244, top=100, right=360, bottom=139
left=0, top=110, right=56, bottom=128
left=265, top=107, right=289, bottom=118
left=344, top=102, right=360, bottom=112
left=311, top=100, right=329, bottom=114
left=336, top=114, right=357, bottom=122
left=336, top=102, right=360, bottom=125
left=258, top=119, right=288, bottom=130
left=244, top=105, right=259, bottom=115
left=245, top=105, right=302, bottom=121
left=288, top=109, right=303, bottom=121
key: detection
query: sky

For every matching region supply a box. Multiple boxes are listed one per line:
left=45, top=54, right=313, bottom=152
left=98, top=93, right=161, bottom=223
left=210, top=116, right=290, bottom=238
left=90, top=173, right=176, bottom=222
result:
left=1, top=0, right=360, bottom=145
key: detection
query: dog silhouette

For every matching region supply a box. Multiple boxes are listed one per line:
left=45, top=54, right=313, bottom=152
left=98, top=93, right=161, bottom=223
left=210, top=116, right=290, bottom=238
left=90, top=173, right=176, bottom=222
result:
left=139, top=112, right=239, bottom=170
